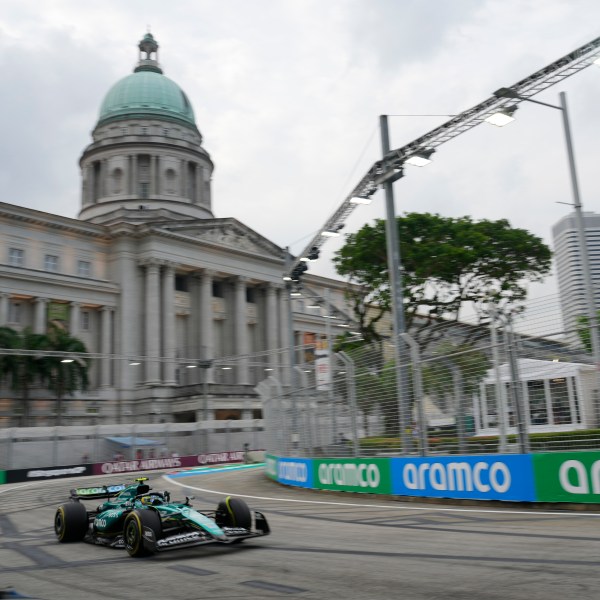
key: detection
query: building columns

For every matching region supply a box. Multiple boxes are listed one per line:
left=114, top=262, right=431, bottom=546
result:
left=34, top=297, right=48, bottom=333
left=162, top=264, right=177, bottom=384
left=101, top=306, right=113, bottom=387
left=144, top=261, right=161, bottom=384
left=265, top=284, right=279, bottom=371
left=199, top=269, right=215, bottom=383
left=69, top=302, right=80, bottom=337
left=234, top=276, right=250, bottom=384
left=0, top=293, right=9, bottom=326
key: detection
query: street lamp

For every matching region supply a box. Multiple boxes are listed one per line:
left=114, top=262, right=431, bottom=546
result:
left=488, top=88, right=600, bottom=375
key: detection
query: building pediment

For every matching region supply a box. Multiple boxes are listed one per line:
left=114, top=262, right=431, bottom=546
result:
left=155, top=218, right=285, bottom=259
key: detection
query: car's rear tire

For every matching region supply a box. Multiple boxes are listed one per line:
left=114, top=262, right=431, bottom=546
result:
left=124, top=510, right=161, bottom=557
left=216, top=496, right=252, bottom=529
left=55, top=502, right=88, bottom=542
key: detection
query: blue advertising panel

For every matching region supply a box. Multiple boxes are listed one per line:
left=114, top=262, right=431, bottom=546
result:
left=391, top=455, right=536, bottom=502
left=276, top=457, right=313, bottom=488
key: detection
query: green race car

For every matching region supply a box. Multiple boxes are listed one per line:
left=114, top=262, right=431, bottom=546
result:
left=54, top=477, right=270, bottom=557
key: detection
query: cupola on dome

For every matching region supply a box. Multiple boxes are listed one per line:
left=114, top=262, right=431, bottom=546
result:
left=97, top=33, right=196, bottom=128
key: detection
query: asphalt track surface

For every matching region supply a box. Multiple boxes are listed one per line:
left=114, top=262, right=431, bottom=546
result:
left=1, top=466, right=599, bottom=600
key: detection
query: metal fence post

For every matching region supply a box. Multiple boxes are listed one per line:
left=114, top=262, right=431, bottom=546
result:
left=400, top=333, right=428, bottom=456
left=338, top=351, right=359, bottom=457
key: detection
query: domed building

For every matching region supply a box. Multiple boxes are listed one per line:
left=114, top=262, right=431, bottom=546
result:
left=0, top=34, right=353, bottom=426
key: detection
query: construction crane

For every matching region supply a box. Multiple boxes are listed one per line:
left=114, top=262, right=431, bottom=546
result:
left=286, top=35, right=600, bottom=283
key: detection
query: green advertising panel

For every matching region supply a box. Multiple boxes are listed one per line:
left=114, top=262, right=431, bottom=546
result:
left=0, top=471, right=5, bottom=485
left=313, top=458, right=392, bottom=494
left=265, top=455, right=278, bottom=480
left=533, top=451, right=600, bottom=503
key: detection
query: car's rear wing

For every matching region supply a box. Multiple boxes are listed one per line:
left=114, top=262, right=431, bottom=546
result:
left=69, top=483, right=128, bottom=500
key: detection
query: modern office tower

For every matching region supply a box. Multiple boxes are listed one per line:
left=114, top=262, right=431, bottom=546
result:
left=552, top=211, right=600, bottom=345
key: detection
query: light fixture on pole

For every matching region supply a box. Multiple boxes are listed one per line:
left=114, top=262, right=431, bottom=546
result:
left=405, top=148, right=435, bottom=167
left=484, top=105, right=518, bottom=127
left=350, top=196, right=372, bottom=205
left=491, top=84, right=600, bottom=418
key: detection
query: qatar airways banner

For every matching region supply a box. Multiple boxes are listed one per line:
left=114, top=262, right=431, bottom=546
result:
left=391, top=455, right=536, bottom=502
left=92, top=450, right=248, bottom=475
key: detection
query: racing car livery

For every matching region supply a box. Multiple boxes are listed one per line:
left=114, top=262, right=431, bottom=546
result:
left=54, top=477, right=270, bottom=557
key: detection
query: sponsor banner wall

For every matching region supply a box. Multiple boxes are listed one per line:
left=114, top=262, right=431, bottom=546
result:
left=391, top=455, right=535, bottom=501
left=6, top=464, right=91, bottom=484
left=313, top=458, right=392, bottom=494
left=265, top=455, right=278, bottom=480
left=92, top=450, right=248, bottom=475
left=533, top=451, right=600, bottom=503
left=0, top=471, right=5, bottom=485
left=277, top=457, right=313, bottom=488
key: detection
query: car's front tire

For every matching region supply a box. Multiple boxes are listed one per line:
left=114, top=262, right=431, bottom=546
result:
left=124, top=510, right=161, bottom=557
left=55, top=502, right=88, bottom=542
left=216, top=496, right=252, bottom=529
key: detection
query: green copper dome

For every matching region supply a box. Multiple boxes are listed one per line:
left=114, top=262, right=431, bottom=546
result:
left=96, top=34, right=196, bottom=129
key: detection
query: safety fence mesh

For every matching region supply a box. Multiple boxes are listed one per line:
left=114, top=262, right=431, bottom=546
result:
left=260, top=297, right=600, bottom=458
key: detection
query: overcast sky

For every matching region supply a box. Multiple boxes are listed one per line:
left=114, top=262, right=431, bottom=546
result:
left=1, top=0, right=599, bottom=333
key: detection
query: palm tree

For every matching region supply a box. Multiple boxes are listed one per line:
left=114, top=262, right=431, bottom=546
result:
left=0, top=326, right=52, bottom=426
left=45, top=324, right=90, bottom=426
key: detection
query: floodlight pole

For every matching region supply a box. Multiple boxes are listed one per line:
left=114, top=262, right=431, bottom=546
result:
left=558, top=92, right=600, bottom=370
left=495, top=89, right=600, bottom=377
left=285, top=247, right=299, bottom=454
left=380, top=115, right=411, bottom=454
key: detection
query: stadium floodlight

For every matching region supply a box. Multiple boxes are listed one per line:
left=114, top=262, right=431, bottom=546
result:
left=405, top=148, right=435, bottom=166
left=484, top=105, right=518, bottom=127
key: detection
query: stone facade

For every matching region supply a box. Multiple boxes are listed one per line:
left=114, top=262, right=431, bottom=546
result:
left=0, top=35, right=355, bottom=426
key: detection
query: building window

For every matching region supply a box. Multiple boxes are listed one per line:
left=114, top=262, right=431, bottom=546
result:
left=163, top=128, right=169, bottom=136
left=246, top=288, right=255, bottom=303
left=111, top=168, right=123, bottom=194
left=44, top=255, right=59, bottom=272
left=8, top=248, right=24, bottom=266
left=80, top=311, right=90, bottom=331
left=121, top=127, right=128, bottom=135
left=212, top=281, right=223, bottom=298
left=175, top=275, right=188, bottom=292
left=8, top=302, right=21, bottom=324
left=550, top=378, right=572, bottom=424
left=78, top=260, right=91, bottom=277
left=141, top=127, right=148, bottom=135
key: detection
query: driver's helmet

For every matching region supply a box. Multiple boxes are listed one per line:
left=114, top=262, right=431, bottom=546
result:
left=141, top=494, right=163, bottom=506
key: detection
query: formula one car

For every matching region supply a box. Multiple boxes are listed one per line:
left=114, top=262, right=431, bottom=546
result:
left=54, top=477, right=270, bottom=557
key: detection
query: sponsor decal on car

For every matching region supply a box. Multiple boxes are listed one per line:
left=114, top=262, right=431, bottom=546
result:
left=156, top=532, right=203, bottom=547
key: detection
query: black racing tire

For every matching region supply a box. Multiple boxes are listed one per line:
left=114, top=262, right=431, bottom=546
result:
left=216, top=496, right=252, bottom=529
left=55, top=501, right=88, bottom=543
left=124, top=509, right=161, bottom=557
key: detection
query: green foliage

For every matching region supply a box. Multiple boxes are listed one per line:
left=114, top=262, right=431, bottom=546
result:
left=576, top=311, right=600, bottom=354
left=0, top=326, right=51, bottom=426
left=333, top=212, right=552, bottom=350
left=45, top=325, right=90, bottom=426
left=0, top=324, right=90, bottom=426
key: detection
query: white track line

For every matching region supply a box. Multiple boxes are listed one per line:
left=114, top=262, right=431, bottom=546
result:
left=162, top=472, right=600, bottom=518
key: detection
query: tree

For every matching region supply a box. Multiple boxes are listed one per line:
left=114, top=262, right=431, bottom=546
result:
left=576, top=312, right=600, bottom=354
left=45, top=325, right=90, bottom=426
left=0, top=327, right=51, bottom=426
left=333, top=212, right=552, bottom=351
